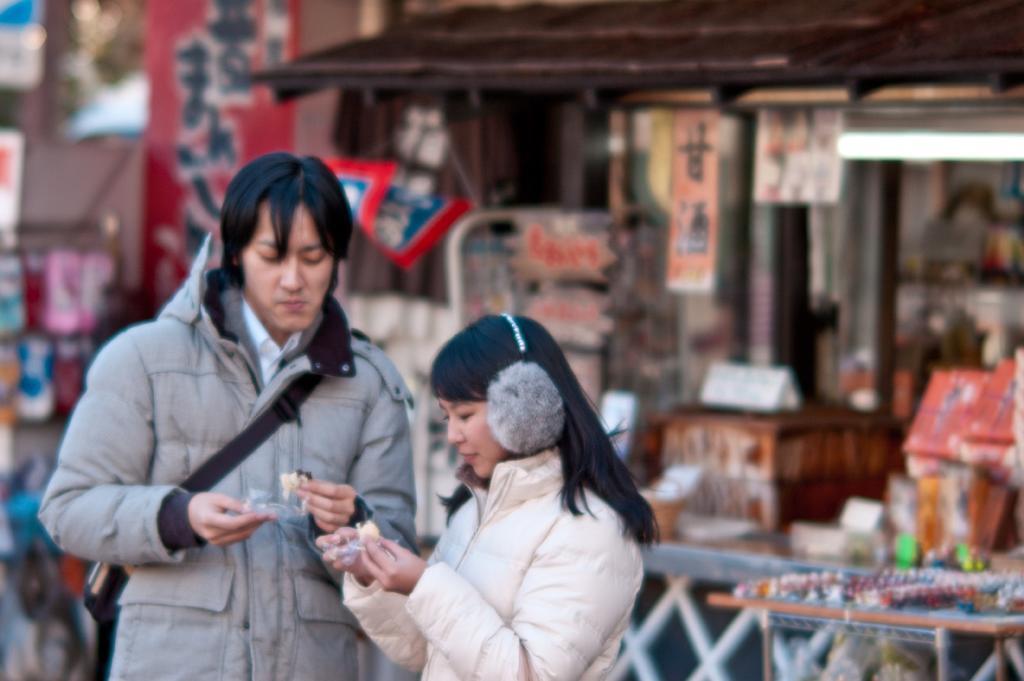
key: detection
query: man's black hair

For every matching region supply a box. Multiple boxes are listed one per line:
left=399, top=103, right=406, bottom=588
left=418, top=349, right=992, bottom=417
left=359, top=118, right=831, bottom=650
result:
left=219, top=152, right=353, bottom=288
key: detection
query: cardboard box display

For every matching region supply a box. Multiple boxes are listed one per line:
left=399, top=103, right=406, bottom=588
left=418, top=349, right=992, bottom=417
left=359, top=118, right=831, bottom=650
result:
left=966, top=358, right=1016, bottom=444
left=904, top=370, right=988, bottom=459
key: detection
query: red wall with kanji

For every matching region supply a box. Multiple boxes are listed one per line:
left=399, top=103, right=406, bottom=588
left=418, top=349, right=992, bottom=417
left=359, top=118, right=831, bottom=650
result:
left=142, top=0, right=300, bottom=310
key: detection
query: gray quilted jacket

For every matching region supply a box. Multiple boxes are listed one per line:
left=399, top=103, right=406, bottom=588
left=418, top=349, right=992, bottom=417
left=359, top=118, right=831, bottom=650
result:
left=39, top=238, right=416, bottom=681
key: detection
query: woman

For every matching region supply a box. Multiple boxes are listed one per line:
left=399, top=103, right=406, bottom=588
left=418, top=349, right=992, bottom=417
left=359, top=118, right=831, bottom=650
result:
left=319, top=314, right=656, bottom=680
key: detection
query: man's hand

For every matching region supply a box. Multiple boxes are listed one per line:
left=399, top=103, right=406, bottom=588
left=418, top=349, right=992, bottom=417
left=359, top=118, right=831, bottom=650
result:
left=361, top=538, right=426, bottom=596
left=297, top=480, right=357, bottom=533
left=187, top=492, right=274, bottom=546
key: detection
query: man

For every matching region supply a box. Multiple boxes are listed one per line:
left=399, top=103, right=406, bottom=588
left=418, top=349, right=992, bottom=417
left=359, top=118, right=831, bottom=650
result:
left=39, top=152, right=417, bottom=681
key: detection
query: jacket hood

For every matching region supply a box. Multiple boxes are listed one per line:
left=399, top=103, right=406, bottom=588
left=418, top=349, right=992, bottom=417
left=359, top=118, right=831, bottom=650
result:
left=159, top=234, right=215, bottom=326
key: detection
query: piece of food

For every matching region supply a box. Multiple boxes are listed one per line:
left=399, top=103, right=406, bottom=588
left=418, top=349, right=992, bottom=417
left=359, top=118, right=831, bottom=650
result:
left=279, top=469, right=313, bottom=500
left=356, top=520, right=380, bottom=542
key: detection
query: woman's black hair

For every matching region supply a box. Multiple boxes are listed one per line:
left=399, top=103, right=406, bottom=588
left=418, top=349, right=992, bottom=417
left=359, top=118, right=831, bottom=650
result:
left=219, top=152, right=353, bottom=289
left=431, top=314, right=657, bottom=545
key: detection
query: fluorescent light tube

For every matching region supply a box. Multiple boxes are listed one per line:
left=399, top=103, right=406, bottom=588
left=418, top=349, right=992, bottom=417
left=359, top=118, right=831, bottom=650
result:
left=837, top=132, right=1024, bottom=161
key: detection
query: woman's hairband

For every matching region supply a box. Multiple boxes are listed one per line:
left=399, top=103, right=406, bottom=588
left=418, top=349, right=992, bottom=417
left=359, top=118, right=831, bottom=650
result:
left=501, top=313, right=527, bottom=354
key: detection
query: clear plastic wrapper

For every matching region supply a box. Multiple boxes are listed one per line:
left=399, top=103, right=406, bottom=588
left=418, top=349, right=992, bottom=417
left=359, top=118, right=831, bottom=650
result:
left=241, top=487, right=304, bottom=520
left=320, top=520, right=382, bottom=566
left=323, top=537, right=364, bottom=567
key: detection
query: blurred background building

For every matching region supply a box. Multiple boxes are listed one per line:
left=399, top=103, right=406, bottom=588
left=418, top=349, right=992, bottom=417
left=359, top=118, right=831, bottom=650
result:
left=2, top=0, right=1024, bottom=679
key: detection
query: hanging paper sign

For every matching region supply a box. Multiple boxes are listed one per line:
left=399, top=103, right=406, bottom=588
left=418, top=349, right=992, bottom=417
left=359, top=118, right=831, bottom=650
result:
left=325, top=158, right=397, bottom=231
left=367, top=186, right=472, bottom=269
left=513, top=211, right=615, bottom=283
left=523, top=287, right=612, bottom=349
left=600, top=390, right=638, bottom=460
left=667, top=110, right=720, bottom=293
left=754, top=109, right=843, bottom=204
left=0, top=0, right=44, bottom=90
left=0, top=129, right=23, bottom=247
left=395, top=104, right=448, bottom=195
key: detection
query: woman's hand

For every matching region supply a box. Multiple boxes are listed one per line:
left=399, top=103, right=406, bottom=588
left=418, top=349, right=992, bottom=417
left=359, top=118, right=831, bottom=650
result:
left=298, top=480, right=357, bottom=533
left=316, top=527, right=375, bottom=586
left=362, top=538, right=427, bottom=596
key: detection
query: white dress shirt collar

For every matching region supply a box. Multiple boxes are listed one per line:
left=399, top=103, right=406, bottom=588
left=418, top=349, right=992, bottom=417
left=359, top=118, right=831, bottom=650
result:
left=242, top=298, right=301, bottom=385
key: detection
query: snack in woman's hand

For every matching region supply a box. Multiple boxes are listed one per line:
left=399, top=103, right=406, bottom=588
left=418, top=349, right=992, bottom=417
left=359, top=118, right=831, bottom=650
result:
left=323, top=521, right=383, bottom=567
left=279, top=469, right=313, bottom=500
left=356, top=520, right=380, bottom=542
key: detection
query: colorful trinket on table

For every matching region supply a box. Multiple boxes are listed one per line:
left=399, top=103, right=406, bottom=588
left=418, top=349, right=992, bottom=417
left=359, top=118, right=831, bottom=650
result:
left=734, top=568, right=1024, bottom=614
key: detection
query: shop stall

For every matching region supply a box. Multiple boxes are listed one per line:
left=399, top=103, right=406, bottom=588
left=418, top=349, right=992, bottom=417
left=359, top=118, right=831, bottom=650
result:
left=712, top=568, right=1024, bottom=681
left=0, top=138, right=143, bottom=679
left=252, top=1, right=1024, bottom=678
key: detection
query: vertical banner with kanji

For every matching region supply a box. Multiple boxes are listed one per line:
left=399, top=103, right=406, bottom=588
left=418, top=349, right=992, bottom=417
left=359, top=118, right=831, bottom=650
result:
left=666, top=110, right=720, bottom=293
left=143, top=0, right=298, bottom=309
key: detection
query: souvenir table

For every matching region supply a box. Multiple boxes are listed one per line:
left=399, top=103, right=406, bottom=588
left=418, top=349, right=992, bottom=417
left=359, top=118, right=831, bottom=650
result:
left=709, top=574, right=1024, bottom=681
left=610, top=536, right=876, bottom=681
left=617, top=537, right=1024, bottom=681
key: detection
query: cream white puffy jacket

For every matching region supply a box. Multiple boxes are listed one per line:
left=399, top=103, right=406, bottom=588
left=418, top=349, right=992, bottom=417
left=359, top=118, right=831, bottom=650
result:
left=344, top=449, right=643, bottom=681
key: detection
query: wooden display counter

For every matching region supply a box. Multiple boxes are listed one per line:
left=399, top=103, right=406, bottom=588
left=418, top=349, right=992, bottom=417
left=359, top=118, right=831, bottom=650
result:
left=641, top=406, right=906, bottom=530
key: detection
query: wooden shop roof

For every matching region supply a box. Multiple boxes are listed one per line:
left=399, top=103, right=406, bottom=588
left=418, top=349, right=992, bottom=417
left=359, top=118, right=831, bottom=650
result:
left=255, top=0, right=1024, bottom=104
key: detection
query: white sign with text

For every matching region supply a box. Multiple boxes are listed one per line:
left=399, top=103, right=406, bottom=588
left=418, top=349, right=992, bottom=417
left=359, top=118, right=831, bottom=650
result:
left=0, top=129, right=24, bottom=246
left=700, top=361, right=802, bottom=412
left=0, top=0, right=43, bottom=90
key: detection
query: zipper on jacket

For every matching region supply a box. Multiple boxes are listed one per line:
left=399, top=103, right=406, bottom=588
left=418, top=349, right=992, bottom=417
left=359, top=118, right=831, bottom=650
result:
left=453, top=471, right=515, bottom=571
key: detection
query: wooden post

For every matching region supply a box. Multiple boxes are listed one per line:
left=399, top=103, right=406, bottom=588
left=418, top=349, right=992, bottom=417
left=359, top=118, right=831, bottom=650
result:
left=772, top=205, right=814, bottom=398
left=876, top=161, right=901, bottom=414
left=558, top=102, right=585, bottom=209
left=557, top=102, right=609, bottom=210
left=17, top=0, right=68, bottom=141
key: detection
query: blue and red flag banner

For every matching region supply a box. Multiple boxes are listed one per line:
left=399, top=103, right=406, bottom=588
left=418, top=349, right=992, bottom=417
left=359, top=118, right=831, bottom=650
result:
left=328, top=157, right=472, bottom=269
left=370, top=186, right=472, bottom=269
left=325, top=158, right=397, bottom=234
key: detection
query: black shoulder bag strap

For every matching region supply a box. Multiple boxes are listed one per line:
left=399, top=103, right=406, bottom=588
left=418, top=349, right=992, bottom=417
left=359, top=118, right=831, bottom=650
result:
left=180, top=372, right=322, bottom=491
left=84, top=372, right=323, bottom=623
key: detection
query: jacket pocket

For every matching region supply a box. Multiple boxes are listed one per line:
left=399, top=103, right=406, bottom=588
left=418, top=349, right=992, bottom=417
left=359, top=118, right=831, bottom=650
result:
left=119, top=562, right=233, bottom=611
left=110, top=564, right=233, bottom=681
left=291, top=572, right=358, bottom=681
left=294, top=571, right=355, bottom=625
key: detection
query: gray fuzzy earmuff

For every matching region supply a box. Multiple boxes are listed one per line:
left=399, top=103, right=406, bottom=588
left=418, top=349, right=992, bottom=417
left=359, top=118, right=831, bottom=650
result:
left=487, top=361, right=565, bottom=455
left=485, top=314, right=566, bottom=455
